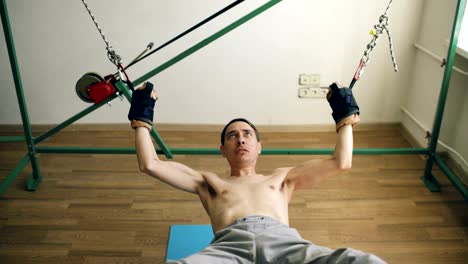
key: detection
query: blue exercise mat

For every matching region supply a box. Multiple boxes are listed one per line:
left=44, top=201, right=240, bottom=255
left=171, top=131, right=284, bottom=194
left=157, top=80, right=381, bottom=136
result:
left=166, top=224, right=214, bottom=261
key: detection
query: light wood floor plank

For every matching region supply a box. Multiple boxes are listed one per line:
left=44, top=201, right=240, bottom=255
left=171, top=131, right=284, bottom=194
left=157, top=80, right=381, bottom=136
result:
left=1, top=126, right=467, bottom=263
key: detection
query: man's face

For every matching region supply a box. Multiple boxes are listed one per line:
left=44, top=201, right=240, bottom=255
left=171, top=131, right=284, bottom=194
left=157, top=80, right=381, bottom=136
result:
left=220, top=121, right=262, bottom=164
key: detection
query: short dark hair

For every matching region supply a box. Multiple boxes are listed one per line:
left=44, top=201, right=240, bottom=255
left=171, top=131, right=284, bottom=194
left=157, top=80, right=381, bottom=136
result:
left=220, top=118, right=260, bottom=145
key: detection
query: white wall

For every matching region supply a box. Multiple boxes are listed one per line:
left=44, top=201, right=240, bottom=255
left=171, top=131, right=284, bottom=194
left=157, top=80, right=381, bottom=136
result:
left=0, top=0, right=424, bottom=125
left=402, top=0, right=468, bottom=172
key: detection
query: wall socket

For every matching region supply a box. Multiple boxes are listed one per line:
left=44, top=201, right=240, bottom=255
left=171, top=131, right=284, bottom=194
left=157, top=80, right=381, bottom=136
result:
left=298, top=87, right=328, bottom=98
left=299, top=74, right=320, bottom=87
left=298, top=74, right=325, bottom=98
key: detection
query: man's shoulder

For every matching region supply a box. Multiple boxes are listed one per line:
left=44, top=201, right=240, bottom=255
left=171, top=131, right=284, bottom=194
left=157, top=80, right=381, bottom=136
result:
left=199, top=171, right=225, bottom=182
left=264, top=167, right=294, bottom=183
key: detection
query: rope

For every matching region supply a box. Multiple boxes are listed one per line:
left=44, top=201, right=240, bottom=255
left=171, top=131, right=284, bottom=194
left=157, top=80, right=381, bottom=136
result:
left=350, top=0, right=398, bottom=88
left=81, top=0, right=122, bottom=66
left=383, top=0, right=393, bottom=16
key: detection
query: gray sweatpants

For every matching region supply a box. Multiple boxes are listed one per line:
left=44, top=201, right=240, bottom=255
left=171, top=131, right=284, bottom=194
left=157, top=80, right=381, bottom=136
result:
left=167, top=215, right=386, bottom=264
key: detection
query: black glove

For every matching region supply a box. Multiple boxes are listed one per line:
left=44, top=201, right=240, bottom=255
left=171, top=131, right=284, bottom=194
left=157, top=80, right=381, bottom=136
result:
left=327, top=83, right=360, bottom=131
left=128, top=81, right=156, bottom=130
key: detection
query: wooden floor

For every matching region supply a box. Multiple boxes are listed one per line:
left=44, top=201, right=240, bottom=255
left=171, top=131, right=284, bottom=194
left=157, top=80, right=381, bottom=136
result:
left=0, top=125, right=467, bottom=263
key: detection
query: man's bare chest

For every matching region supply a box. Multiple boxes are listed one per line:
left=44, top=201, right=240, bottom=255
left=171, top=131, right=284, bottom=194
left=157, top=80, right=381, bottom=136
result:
left=199, top=170, right=293, bottom=201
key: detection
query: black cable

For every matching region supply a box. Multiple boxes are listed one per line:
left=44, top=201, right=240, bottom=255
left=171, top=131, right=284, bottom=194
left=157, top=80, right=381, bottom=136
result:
left=124, top=0, right=245, bottom=70
left=349, top=78, right=357, bottom=90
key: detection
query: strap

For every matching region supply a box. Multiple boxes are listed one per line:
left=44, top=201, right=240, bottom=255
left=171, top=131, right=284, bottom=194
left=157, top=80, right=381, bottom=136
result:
left=131, top=120, right=152, bottom=131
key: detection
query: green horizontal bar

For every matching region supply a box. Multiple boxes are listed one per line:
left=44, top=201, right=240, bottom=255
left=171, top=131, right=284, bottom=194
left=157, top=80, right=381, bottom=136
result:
left=0, top=136, right=25, bottom=142
left=0, top=154, right=30, bottom=195
left=262, top=148, right=428, bottom=155
left=353, top=148, right=428, bottom=155
left=36, top=146, right=427, bottom=155
left=36, top=146, right=136, bottom=154
left=434, top=154, right=468, bottom=201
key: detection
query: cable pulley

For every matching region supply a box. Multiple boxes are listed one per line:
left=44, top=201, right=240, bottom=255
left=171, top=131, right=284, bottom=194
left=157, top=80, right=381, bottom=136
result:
left=75, top=73, right=118, bottom=104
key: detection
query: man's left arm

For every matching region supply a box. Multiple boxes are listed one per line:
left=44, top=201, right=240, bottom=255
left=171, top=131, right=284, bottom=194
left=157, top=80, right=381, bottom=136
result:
left=284, top=123, right=353, bottom=189
left=285, top=83, right=359, bottom=190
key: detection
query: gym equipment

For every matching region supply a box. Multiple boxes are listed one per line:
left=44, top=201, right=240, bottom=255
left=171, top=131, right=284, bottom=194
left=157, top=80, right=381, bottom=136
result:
left=75, top=73, right=119, bottom=104
left=327, top=83, right=360, bottom=132
left=128, top=82, right=157, bottom=130
left=1, top=0, right=467, bottom=201
left=166, top=224, right=213, bottom=261
left=75, top=0, right=246, bottom=104
left=349, top=0, right=398, bottom=89
left=75, top=72, right=103, bottom=103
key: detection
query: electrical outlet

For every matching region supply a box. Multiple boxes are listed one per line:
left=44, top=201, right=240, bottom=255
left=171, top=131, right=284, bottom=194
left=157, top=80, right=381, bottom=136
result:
left=299, top=74, right=320, bottom=87
left=299, top=74, right=311, bottom=85
left=298, top=87, right=328, bottom=98
left=318, top=88, right=328, bottom=97
left=309, top=74, right=320, bottom=88
left=298, top=87, right=309, bottom=97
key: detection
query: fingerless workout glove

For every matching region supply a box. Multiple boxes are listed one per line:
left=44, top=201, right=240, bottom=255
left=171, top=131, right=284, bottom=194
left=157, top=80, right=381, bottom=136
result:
left=327, top=83, right=360, bottom=132
left=128, top=82, right=156, bottom=131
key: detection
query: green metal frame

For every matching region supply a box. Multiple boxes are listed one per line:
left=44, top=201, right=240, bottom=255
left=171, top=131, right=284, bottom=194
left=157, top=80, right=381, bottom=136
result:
left=1, top=0, right=467, bottom=201
left=420, top=0, right=468, bottom=200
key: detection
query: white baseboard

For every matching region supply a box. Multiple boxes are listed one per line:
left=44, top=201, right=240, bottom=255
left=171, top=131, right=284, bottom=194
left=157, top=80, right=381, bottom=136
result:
left=400, top=107, right=468, bottom=182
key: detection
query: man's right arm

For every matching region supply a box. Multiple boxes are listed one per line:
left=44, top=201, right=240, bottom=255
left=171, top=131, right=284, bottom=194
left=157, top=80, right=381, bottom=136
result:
left=128, top=82, right=205, bottom=194
left=135, top=127, right=204, bottom=194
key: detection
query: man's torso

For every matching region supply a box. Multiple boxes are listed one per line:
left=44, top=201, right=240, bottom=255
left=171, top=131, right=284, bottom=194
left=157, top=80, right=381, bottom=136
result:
left=197, top=168, right=295, bottom=232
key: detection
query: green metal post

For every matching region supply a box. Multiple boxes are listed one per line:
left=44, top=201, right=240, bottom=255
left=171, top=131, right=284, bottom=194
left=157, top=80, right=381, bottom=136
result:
left=434, top=154, right=468, bottom=201
left=132, top=0, right=283, bottom=87
left=421, top=0, right=467, bottom=193
left=1, top=0, right=41, bottom=191
left=114, top=81, right=174, bottom=159
left=0, top=155, right=30, bottom=195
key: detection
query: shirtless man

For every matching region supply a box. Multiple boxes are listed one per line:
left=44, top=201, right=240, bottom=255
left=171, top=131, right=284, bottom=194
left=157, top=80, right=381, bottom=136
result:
left=128, top=82, right=386, bottom=263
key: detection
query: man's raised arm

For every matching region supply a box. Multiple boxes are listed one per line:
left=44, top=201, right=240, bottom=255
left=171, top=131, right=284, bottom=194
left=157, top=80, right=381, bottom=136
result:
left=129, top=82, right=204, bottom=194
left=285, top=83, right=360, bottom=189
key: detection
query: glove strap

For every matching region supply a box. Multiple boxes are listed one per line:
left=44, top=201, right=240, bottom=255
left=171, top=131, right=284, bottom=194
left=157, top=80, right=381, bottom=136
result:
left=131, top=120, right=152, bottom=132
left=336, top=114, right=360, bottom=132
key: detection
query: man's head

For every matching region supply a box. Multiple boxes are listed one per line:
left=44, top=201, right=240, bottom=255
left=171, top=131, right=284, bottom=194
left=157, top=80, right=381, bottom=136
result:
left=220, top=118, right=260, bottom=146
left=220, top=118, right=262, bottom=167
